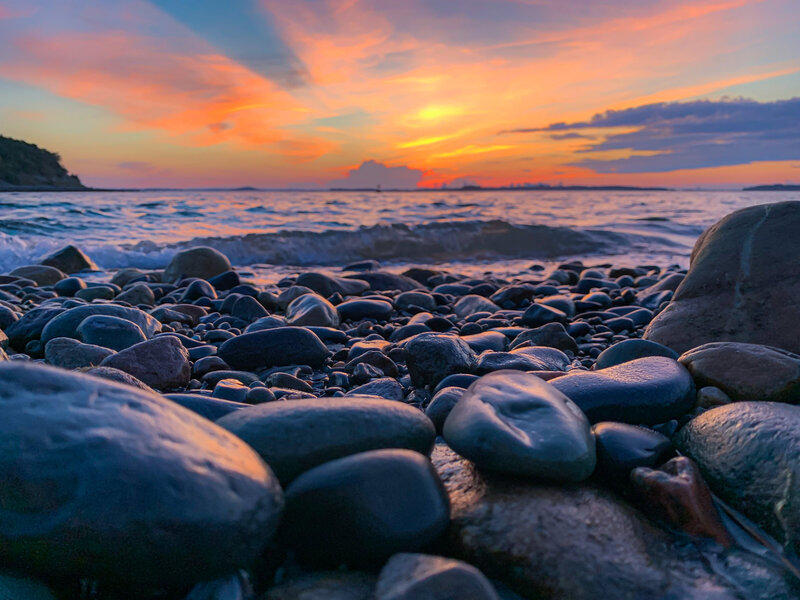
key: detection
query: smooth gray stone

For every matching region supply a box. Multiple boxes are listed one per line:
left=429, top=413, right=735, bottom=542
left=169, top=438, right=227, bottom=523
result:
left=280, top=449, right=450, bottom=567
left=40, top=245, right=97, bottom=274
left=77, top=314, right=147, bottom=351
left=164, top=246, right=232, bottom=283
left=6, top=306, right=65, bottom=351
left=100, top=335, right=190, bottom=390
left=286, top=293, right=339, bottom=328
left=85, top=366, right=154, bottom=391
left=405, top=333, right=477, bottom=388
left=454, top=295, right=500, bottom=319
left=376, top=553, right=499, bottom=600
left=116, top=283, right=156, bottom=306
left=433, top=445, right=793, bottom=600
left=217, top=396, right=435, bottom=484
left=0, top=362, right=283, bottom=589
left=264, top=571, right=376, bottom=600
left=346, top=377, right=404, bottom=401
left=344, top=271, right=420, bottom=292
left=164, top=393, right=248, bottom=421
left=218, top=327, right=329, bottom=370
left=425, top=386, right=465, bottom=435
left=552, top=357, right=695, bottom=424
left=475, top=351, right=552, bottom=374
left=675, top=402, right=800, bottom=555
left=509, top=346, right=570, bottom=371
left=443, top=370, right=595, bottom=481
left=461, top=331, right=508, bottom=353
left=645, top=202, right=800, bottom=354
left=395, top=291, right=437, bottom=312
left=679, top=342, right=800, bottom=403
left=296, top=272, right=369, bottom=297
left=230, top=295, right=269, bottom=322
left=595, top=338, right=678, bottom=369
left=337, top=299, right=394, bottom=321
left=9, top=265, right=66, bottom=286
left=510, top=323, right=578, bottom=354
left=44, top=337, right=114, bottom=369
left=41, top=304, right=161, bottom=344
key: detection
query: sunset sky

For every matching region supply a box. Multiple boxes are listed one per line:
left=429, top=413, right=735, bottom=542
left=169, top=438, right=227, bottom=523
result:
left=0, top=0, right=798, bottom=189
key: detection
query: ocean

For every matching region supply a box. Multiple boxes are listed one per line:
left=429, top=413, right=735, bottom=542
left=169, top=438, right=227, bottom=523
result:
left=1, top=189, right=797, bottom=281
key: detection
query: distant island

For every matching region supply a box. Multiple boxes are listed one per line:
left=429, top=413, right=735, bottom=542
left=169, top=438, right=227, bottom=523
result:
left=0, top=135, right=87, bottom=191
left=743, top=184, right=800, bottom=191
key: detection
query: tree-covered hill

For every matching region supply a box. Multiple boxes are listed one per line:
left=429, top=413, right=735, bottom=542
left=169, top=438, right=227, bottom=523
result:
left=0, top=135, right=86, bottom=190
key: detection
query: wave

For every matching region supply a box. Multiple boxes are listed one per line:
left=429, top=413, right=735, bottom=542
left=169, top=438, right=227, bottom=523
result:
left=0, top=220, right=686, bottom=272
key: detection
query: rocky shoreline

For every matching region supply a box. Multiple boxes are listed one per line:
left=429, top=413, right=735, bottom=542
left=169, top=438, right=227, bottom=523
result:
left=0, top=202, right=798, bottom=599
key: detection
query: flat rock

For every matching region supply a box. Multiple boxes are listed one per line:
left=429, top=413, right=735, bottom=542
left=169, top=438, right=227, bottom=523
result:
left=679, top=342, right=800, bottom=403
left=337, top=299, right=394, bottom=321
left=163, top=246, right=232, bottom=283
left=645, top=202, right=800, bottom=354
left=41, top=245, right=98, bottom=273
left=100, top=335, right=190, bottom=390
left=433, top=444, right=796, bottom=600
left=41, top=304, right=161, bottom=345
left=443, top=371, right=595, bottom=481
left=286, top=293, right=340, bottom=328
left=344, top=271, right=420, bottom=292
left=217, top=396, right=435, bottom=484
left=346, top=377, right=404, bottom=401
left=44, top=337, right=114, bottom=369
left=0, top=362, right=283, bottom=589
left=218, top=327, right=329, bottom=370
left=405, top=333, right=477, bottom=388
left=552, top=357, right=695, bottom=424
left=675, top=402, right=800, bottom=555
left=280, top=449, right=450, bottom=567
left=9, top=265, right=66, bottom=286
left=376, top=553, right=499, bottom=600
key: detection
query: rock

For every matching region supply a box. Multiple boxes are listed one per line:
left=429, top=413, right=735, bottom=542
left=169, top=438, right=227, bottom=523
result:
left=41, top=304, right=161, bottom=344
left=337, top=299, right=394, bottom=321
left=245, top=315, right=286, bottom=332
left=453, top=295, right=500, bottom=319
left=552, top=357, right=695, bottom=424
left=461, top=331, right=507, bottom=353
left=296, top=272, right=369, bottom=297
left=405, top=333, right=477, bottom=388
left=218, top=327, right=329, bottom=370
left=346, top=377, right=404, bottom=401
left=443, top=371, right=595, bottom=482
left=286, top=294, right=339, bottom=328
left=5, top=306, right=64, bottom=351
left=9, top=265, right=66, bottom=286
left=44, top=337, right=114, bottom=369
left=85, top=366, right=154, bottom=391
left=631, top=456, right=733, bottom=547
left=510, top=323, right=578, bottom=354
left=53, top=276, right=87, bottom=297
left=376, top=553, right=499, bottom=600
left=277, top=286, right=314, bottom=310
left=77, top=314, right=147, bottom=351
left=181, top=279, right=217, bottom=302
left=264, top=571, right=376, bottom=600
left=395, top=291, right=437, bottom=312
left=679, top=342, right=800, bottom=403
left=115, top=283, right=156, bottom=306
left=345, top=271, right=420, bottom=292
left=229, top=295, right=268, bottom=322
left=100, top=336, right=190, bottom=390
left=110, top=267, right=148, bottom=287
left=217, top=396, right=435, bottom=484
left=76, top=285, right=115, bottom=301
left=0, top=571, right=58, bottom=599
left=164, top=246, right=232, bottom=283
left=697, top=386, right=732, bottom=408
left=675, top=402, right=800, bottom=555
left=40, top=245, right=98, bottom=273
left=280, top=449, right=449, bottom=566
left=595, top=339, right=679, bottom=370
left=0, top=362, right=283, bottom=589
left=509, top=346, right=570, bottom=371
left=425, top=386, right=465, bottom=434
left=432, top=445, right=792, bottom=600
left=475, top=351, right=552, bottom=374
left=520, top=303, right=567, bottom=327
left=592, top=422, right=673, bottom=483
left=645, top=202, right=800, bottom=354
left=164, top=393, right=247, bottom=421
left=212, top=379, right=249, bottom=403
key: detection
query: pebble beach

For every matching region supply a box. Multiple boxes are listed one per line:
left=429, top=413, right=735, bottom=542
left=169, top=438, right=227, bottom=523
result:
left=0, top=197, right=799, bottom=599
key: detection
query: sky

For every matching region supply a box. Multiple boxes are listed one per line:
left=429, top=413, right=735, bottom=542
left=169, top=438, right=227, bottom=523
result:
left=0, top=0, right=798, bottom=189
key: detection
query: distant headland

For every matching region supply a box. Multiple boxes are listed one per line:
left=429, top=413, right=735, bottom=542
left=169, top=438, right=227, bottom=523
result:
left=743, top=184, right=800, bottom=191
left=0, top=135, right=87, bottom=191
left=330, top=184, right=671, bottom=192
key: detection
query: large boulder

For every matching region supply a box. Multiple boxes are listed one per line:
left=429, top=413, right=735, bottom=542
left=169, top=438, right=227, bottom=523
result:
left=645, top=202, right=800, bottom=354
left=163, top=246, right=231, bottom=283
left=675, top=402, right=800, bottom=556
left=433, top=445, right=796, bottom=599
left=0, top=362, right=283, bottom=589
left=40, top=245, right=98, bottom=273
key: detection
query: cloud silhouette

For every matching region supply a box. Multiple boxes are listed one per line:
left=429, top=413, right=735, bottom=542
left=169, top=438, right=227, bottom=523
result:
left=506, top=97, right=800, bottom=173
left=329, top=160, right=424, bottom=189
